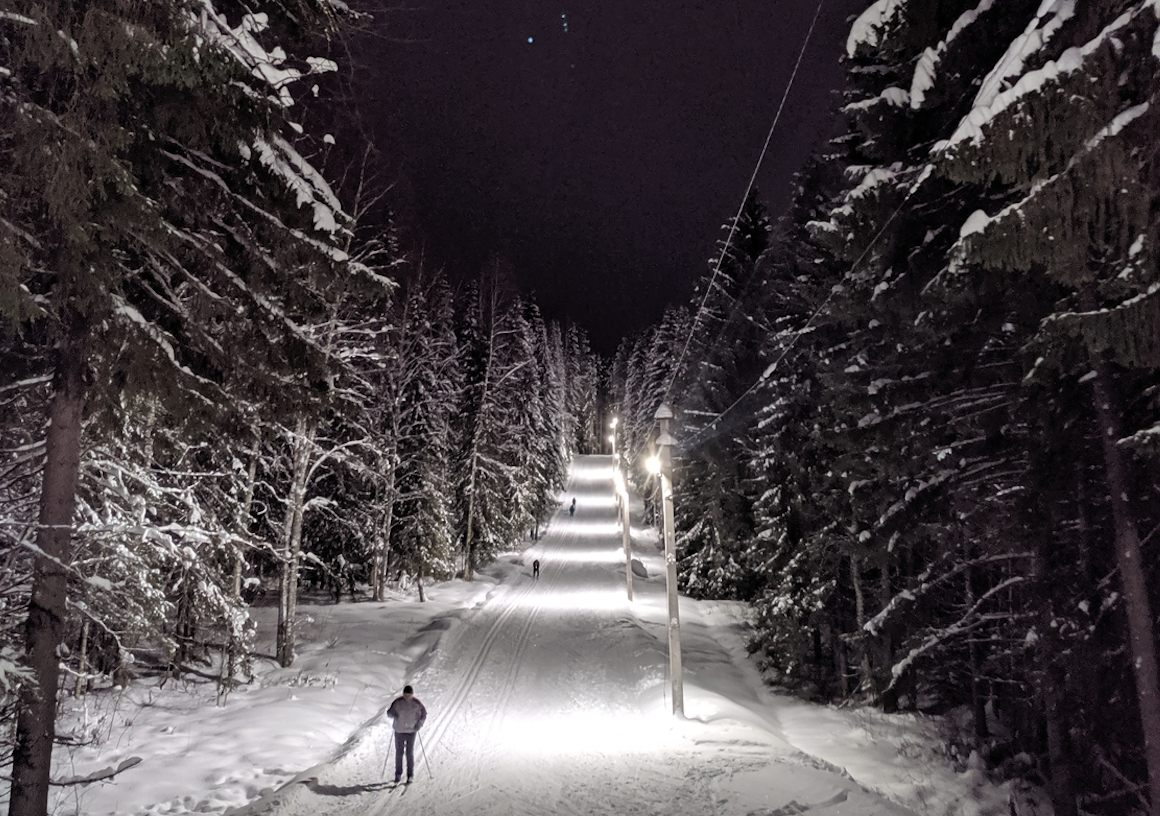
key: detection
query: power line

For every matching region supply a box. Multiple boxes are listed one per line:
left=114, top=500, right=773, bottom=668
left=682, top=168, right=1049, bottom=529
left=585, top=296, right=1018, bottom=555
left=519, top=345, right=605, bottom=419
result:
left=662, top=0, right=830, bottom=407
left=681, top=164, right=939, bottom=452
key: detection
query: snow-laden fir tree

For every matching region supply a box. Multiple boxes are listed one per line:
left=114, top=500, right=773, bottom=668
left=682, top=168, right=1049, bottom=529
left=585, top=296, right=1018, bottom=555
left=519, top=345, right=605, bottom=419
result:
left=380, top=269, right=462, bottom=595
left=672, top=189, right=771, bottom=600
left=454, top=269, right=538, bottom=580
left=934, top=2, right=1160, bottom=810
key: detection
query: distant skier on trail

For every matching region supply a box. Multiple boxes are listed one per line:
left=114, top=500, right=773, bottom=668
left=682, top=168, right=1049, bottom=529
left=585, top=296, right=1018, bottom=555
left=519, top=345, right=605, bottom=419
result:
left=569, top=497, right=576, bottom=516
left=533, top=559, right=540, bottom=579
left=387, top=685, right=427, bottom=784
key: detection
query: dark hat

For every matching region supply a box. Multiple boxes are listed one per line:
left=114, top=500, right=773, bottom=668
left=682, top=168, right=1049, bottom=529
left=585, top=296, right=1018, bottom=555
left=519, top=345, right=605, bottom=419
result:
left=403, top=685, right=413, bottom=694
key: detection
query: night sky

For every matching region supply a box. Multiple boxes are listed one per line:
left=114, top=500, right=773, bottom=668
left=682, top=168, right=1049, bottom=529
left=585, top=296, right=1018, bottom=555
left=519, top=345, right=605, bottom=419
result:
left=353, top=1, right=866, bottom=354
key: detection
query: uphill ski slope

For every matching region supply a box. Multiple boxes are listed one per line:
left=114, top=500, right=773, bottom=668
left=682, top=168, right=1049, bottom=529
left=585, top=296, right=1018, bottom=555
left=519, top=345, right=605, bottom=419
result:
left=258, top=455, right=915, bottom=816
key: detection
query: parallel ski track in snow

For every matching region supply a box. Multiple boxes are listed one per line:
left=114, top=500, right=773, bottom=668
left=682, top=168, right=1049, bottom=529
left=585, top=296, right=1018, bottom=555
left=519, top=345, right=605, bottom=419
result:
left=360, top=498, right=585, bottom=813
left=400, top=520, right=575, bottom=767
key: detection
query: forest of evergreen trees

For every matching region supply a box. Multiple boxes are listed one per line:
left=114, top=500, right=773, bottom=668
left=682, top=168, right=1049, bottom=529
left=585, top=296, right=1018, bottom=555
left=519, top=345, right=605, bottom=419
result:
left=612, top=2, right=1160, bottom=815
left=0, top=3, right=602, bottom=813
left=3, top=1, right=1160, bottom=816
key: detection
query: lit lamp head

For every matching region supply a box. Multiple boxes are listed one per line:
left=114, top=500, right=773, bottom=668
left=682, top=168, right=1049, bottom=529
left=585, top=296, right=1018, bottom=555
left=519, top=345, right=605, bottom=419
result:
left=646, top=455, right=660, bottom=475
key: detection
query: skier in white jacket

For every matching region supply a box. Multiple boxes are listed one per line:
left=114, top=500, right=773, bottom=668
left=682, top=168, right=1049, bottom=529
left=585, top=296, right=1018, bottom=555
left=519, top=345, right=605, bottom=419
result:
left=387, top=685, right=427, bottom=783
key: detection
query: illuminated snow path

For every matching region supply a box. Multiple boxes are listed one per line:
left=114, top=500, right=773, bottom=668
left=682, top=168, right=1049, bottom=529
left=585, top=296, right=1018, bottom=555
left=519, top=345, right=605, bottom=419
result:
left=264, top=455, right=914, bottom=816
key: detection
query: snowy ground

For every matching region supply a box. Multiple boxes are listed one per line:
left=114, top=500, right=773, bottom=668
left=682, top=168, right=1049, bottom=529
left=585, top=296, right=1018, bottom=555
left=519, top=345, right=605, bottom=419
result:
left=36, top=455, right=1016, bottom=816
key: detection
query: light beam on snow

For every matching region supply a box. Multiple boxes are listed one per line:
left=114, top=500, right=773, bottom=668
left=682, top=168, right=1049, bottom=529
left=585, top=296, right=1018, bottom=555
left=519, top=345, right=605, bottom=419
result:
left=562, top=460, right=616, bottom=485
left=566, top=521, right=622, bottom=540
left=491, top=709, right=673, bottom=756
left=536, top=546, right=624, bottom=565
left=511, top=586, right=625, bottom=614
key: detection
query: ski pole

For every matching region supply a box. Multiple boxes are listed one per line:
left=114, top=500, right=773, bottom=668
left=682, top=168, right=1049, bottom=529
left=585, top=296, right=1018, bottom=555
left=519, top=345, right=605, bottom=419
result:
left=417, top=730, right=433, bottom=779
left=380, top=729, right=394, bottom=780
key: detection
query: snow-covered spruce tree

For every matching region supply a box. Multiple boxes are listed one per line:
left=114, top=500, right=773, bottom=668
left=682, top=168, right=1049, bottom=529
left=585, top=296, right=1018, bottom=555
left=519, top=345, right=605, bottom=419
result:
left=0, top=1, right=355, bottom=811
left=378, top=269, right=462, bottom=596
left=618, top=306, right=692, bottom=490
left=543, top=320, right=577, bottom=472
left=614, top=333, right=651, bottom=470
left=672, top=189, right=771, bottom=601
left=564, top=324, right=601, bottom=453
left=518, top=302, right=570, bottom=525
left=454, top=269, right=537, bottom=580
left=743, top=155, right=860, bottom=699
left=934, top=2, right=1160, bottom=810
left=791, top=0, right=1062, bottom=715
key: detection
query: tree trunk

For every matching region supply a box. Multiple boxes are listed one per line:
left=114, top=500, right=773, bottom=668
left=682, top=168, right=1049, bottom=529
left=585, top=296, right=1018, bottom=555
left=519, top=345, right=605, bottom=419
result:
left=966, top=562, right=989, bottom=746
left=1030, top=534, right=1077, bottom=816
left=10, top=352, right=86, bottom=816
left=462, top=475, right=478, bottom=582
left=877, top=560, right=899, bottom=712
left=1090, top=359, right=1160, bottom=816
left=75, top=619, right=90, bottom=698
left=1043, top=663, right=1078, bottom=816
left=222, top=431, right=261, bottom=701
left=373, top=466, right=396, bottom=601
left=277, top=417, right=312, bottom=667
left=850, top=553, right=875, bottom=697
left=834, top=628, right=849, bottom=698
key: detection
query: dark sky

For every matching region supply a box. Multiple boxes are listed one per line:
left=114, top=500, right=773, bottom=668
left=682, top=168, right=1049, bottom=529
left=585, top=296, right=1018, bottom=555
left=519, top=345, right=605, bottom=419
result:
left=353, top=1, right=865, bottom=354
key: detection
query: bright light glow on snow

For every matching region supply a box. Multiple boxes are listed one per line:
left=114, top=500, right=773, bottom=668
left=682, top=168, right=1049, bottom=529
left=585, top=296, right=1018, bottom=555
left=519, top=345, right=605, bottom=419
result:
left=514, top=586, right=625, bottom=614
left=535, top=546, right=623, bottom=566
left=567, top=521, right=622, bottom=540
left=492, top=709, right=666, bottom=756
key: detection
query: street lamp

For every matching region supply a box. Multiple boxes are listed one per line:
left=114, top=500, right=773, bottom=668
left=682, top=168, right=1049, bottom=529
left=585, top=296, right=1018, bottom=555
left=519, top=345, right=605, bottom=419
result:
left=653, top=403, right=683, bottom=716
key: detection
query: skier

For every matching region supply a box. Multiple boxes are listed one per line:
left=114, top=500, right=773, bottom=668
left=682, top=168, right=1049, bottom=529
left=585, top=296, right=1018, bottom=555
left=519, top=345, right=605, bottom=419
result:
left=387, top=685, right=427, bottom=784
left=569, top=497, right=576, bottom=516
left=533, top=559, right=540, bottom=579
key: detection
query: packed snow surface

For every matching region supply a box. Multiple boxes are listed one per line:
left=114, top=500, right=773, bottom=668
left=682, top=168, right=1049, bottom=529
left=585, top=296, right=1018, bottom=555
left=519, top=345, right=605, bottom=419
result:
left=42, top=456, right=1013, bottom=816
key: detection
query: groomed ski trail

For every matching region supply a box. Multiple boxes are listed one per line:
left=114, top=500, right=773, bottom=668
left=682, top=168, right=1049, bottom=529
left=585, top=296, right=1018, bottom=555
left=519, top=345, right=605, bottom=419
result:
left=255, top=455, right=915, bottom=816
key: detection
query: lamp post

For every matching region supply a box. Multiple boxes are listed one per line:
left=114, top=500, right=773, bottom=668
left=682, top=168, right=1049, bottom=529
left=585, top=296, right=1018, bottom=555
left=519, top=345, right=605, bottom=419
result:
left=610, top=418, right=633, bottom=601
left=649, top=403, right=683, bottom=716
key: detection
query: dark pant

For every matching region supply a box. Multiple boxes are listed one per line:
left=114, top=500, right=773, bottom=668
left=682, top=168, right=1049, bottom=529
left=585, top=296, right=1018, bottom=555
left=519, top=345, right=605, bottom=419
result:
left=394, top=731, right=416, bottom=780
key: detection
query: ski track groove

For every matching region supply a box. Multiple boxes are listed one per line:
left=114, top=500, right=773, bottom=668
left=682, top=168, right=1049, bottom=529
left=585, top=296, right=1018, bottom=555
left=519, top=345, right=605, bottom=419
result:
left=481, top=519, right=576, bottom=742
left=363, top=483, right=584, bottom=814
